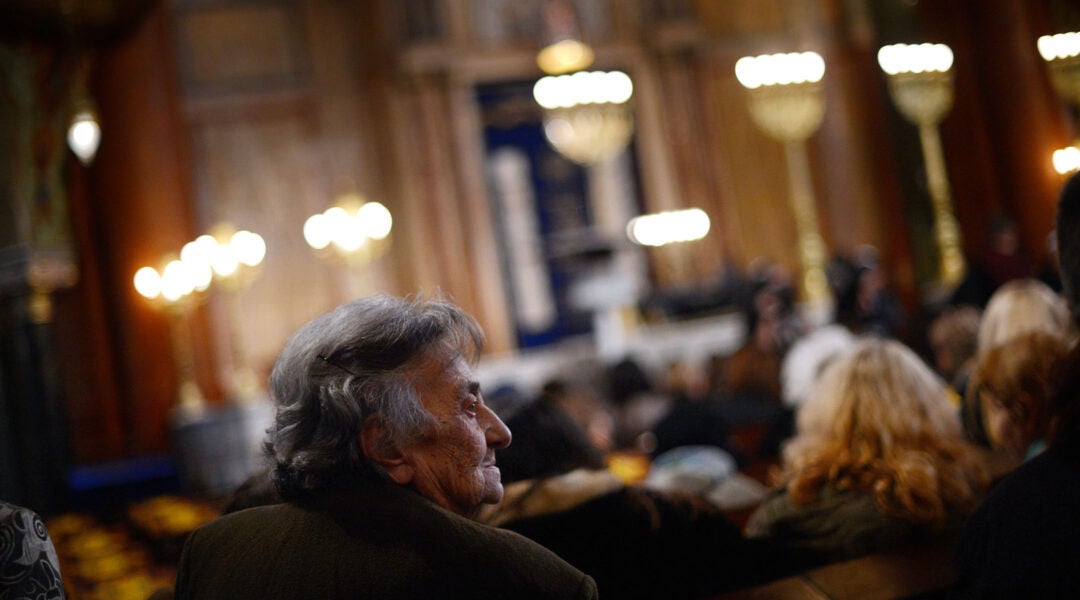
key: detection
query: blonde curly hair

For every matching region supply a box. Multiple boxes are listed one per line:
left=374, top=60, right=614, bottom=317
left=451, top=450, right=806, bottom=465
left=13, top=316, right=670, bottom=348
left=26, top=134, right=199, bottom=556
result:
left=779, top=338, right=987, bottom=526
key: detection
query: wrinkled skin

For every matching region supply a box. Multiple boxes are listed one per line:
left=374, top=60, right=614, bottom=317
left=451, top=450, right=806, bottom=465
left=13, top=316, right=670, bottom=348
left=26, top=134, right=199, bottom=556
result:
left=385, top=346, right=512, bottom=518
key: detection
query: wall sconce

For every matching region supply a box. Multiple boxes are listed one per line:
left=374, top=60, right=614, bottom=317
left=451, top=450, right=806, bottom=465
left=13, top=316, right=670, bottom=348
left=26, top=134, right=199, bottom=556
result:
left=734, top=51, right=831, bottom=309
left=133, top=256, right=211, bottom=417
left=1037, top=32, right=1080, bottom=176
left=304, top=194, right=393, bottom=265
left=533, top=70, right=635, bottom=165
left=877, top=43, right=965, bottom=289
left=181, top=224, right=266, bottom=402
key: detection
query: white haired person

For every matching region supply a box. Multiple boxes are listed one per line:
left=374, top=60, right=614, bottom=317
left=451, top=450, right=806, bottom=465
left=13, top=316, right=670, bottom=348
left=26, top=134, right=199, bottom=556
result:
left=746, top=338, right=988, bottom=563
left=174, top=294, right=597, bottom=600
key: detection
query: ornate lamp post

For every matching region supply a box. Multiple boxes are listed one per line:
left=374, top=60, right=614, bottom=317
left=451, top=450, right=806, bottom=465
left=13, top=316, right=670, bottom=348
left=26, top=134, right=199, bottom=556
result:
left=181, top=225, right=266, bottom=402
left=877, top=43, right=965, bottom=289
left=133, top=256, right=211, bottom=417
left=734, top=51, right=831, bottom=312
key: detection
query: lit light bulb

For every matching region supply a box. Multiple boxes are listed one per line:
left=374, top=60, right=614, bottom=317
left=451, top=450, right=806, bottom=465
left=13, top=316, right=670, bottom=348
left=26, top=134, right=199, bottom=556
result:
left=67, top=110, right=101, bottom=165
left=358, top=202, right=393, bottom=240
left=626, top=208, right=711, bottom=247
left=231, top=230, right=266, bottom=266
left=304, top=213, right=331, bottom=250
left=134, top=266, right=162, bottom=299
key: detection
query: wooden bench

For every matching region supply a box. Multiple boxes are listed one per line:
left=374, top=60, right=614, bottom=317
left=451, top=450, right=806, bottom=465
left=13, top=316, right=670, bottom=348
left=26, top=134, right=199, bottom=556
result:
left=712, top=539, right=957, bottom=600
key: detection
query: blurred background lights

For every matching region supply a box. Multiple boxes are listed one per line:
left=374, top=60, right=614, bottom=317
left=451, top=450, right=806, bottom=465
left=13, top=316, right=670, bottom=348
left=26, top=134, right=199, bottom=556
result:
left=532, top=71, right=633, bottom=109
left=627, top=208, right=711, bottom=247
left=876, top=43, right=953, bottom=75
left=1054, top=146, right=1080, bottom=174
left=1038, top=32, right=1080, bottom=61
left=161, top=260, right=196, bottom=302
left=303, top=213, right=331, bottom=250
left=67, top=109, right=101, bottom=165
left=357, top=201, right=393, bottom=240
left=734, top=52, right=825, bottom=90
left=303, top=199, right=393, bottom=255
left=133, top=266, right=162, bottom=299
left=231, top=230, right=267, bottom=266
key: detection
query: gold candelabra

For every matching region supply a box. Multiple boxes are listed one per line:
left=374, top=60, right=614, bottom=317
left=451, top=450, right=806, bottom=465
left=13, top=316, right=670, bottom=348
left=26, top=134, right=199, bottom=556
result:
left=1038, top=31, right=1080, bottom=175
left=135, top=224, right=267, bottom=412
left=877, top=43, right=965, bottom=289
left=134, top=257, right=210, bottom=417
left=734, top=51, right=831, bottom=309
left=181, top=224, right=266, bottom=402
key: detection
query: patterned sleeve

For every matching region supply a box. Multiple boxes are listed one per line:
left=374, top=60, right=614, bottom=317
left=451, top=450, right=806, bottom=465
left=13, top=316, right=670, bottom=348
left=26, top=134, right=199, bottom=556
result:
left=0, top=502, right=66, bottom=600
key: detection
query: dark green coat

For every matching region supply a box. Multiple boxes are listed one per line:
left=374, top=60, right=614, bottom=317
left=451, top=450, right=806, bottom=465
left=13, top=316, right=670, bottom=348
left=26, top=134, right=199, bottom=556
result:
left=174, top=481, right=597, bottom=599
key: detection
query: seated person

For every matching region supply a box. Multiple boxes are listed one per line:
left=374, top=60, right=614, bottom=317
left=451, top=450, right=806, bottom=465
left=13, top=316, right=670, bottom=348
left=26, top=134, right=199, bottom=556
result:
left=961, top=278, right=1071, bottom=446
left=952, top=343, right=1080, bottom=598
left=746, top=338, right=988, bottom=564
left=965, top=331, right=1068, bottom=467
left=174, top=294, right=597, bottom=600
left=926, top=305, right=981, bottom=399
left=481, top=392, right=813, bottom=599
left=0, top=501, right=66, bottom=599
left=952, top=170, right=1080, bottom=598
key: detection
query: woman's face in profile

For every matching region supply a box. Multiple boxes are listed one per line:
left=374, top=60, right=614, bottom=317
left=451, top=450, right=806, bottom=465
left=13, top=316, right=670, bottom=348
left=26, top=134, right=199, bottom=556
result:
left=394, top=346, right=512, bottom=518
left=981, top=390, right=1031, bottom=457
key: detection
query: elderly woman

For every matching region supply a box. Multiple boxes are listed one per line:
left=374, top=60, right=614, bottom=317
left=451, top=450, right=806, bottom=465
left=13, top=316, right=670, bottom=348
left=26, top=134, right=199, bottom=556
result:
left=746, top=338, right=988, bottom=563
left=175, top=294, right=597, bottom=599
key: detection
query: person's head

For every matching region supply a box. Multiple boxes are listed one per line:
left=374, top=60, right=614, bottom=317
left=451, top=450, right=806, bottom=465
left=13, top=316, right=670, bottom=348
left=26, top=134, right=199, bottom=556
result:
left=976, top=278, right=1069, bottom=354
left=495, top=392, right=606, bottom=485
left=928, top=305, right=981, bottom=384
left=779, top=324, right=857, bottom=408
left=782, top=338, right=985, bottom=524
left=967, top=332, right=1067, bottom=459
left=265, top=294, right=512, bottom=518
left=792, top=338, right=959, bottom=446
left=1058, top=171, right=1080, bottom=322
left=606, top=357, right=653, bottom=406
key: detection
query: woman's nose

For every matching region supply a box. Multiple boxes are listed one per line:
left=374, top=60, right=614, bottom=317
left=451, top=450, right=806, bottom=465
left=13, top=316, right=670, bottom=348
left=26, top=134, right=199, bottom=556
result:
left=482, top=404, right=512, bottom=449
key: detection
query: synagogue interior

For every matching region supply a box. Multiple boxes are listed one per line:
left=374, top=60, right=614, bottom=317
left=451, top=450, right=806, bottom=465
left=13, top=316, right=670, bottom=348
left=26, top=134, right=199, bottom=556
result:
left=2, top=0, right=1080, bottom=598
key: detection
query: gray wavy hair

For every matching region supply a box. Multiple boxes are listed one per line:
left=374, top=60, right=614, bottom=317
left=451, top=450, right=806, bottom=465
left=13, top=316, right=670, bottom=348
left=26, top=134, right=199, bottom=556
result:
left=265, top=294, right=484, bottom=499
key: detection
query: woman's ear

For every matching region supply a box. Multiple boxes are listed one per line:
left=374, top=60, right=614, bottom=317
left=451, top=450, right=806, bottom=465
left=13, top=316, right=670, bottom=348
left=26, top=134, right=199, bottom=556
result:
left=360, top=418, right=414, bottom=485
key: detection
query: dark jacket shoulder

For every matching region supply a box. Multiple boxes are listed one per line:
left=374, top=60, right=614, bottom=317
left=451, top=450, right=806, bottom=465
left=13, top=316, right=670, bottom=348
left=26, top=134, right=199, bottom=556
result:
left=176, top=482, right=596, bottom=600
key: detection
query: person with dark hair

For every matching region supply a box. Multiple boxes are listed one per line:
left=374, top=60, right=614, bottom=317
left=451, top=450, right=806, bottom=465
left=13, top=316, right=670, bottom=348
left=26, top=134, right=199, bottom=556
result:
left=951, top=172, right=1080, bottom=598
left=606, top=358, right=672, bottom=451
left=480, top=388, right=814, bottom=599
left=174, top=294, right=597, bottom=600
